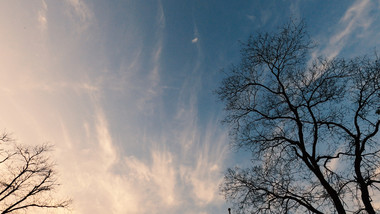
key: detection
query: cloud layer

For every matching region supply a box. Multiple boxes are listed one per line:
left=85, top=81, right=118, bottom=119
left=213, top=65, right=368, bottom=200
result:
left=0, top=1, right=230, bottom=214
left=2, top=1, right=380, bottom=214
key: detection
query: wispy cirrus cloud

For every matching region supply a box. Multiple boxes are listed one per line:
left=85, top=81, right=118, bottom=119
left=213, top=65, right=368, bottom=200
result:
left=0, top=1, right=230, bottom=214
left=65, top=0, right=94, bottom=32
left=66, top=0, right=93, bottom=22
left=56, top=84, right=229, bottom=214
left=191, top=21, right=200, bottom=44
left=136, top=0, right=165, bottom=114
left=38, top=0, right=48, bottom=31
left=315, top=0, right=374, bottom=59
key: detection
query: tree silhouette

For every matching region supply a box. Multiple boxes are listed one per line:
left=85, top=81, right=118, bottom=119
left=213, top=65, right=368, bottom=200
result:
left=217, top=20, right=380, bottom=214
left=0, top=133, right=70, bottom=213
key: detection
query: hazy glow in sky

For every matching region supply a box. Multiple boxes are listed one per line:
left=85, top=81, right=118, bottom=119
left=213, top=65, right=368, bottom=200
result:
left=1, top=1, right=380, bottom=213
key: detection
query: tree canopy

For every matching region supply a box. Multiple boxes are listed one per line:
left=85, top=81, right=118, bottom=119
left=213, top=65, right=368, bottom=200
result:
left=217, top=20, right=380, bottom=214
left=0, top=133, right=70, bottom=214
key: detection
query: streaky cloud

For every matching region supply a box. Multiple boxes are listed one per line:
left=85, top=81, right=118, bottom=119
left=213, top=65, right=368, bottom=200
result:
left=65, top=0, right=94, bottom=32
left=315, top=0, right=373, bottom=59
left=38, top=0, right=48, bottom=31
left=66, top=0, right=93, bottom=22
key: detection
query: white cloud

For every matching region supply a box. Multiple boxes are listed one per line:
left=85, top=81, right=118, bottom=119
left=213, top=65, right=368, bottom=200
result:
left=316, top=0, right=373, bottom=59
left=246, top=15, right=256, bottom=22
left=192, top=21, right=201, bottom=45
left=66, top=0, right=92, bottom=22
left=157, top=0, right=166, bottom=29
left=38, top=0, right=48, bottom=31
left=94, top=106, right=116, bottom=163
left=65, top=0, right=94, bottom=32
left=331, top=0, right=371, bottom=43
left=0, top=1, right=230, bottom=214
left=181, top=139, right=227, bottom=206
left=136, top=1, right=165, bottom=114
left=123, top=150, right=177, bottom=207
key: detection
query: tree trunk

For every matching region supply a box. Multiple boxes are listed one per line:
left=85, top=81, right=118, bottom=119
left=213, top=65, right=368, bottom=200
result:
left=355, top=152, right=376, bottom=214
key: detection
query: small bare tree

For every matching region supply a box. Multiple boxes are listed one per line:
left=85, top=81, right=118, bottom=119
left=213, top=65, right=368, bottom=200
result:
left=0, top=133, right=70, bottom=213
left=217, top=20, right=380, bottom=214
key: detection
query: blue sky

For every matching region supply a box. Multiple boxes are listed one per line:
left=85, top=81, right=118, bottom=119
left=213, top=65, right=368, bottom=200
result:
left=1, top=0, right=380, bottom=213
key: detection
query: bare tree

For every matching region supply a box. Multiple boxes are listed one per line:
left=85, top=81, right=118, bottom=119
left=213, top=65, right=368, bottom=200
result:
left=0, top=133, right=70, bottom=213
left=217, top=20, right=380, bottom=214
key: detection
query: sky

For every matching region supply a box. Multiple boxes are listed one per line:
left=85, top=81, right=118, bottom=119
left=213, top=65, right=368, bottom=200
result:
left=1, top=0, right=380, bottom=214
